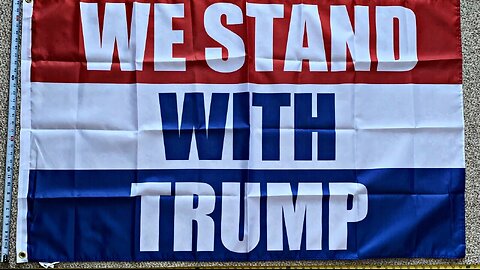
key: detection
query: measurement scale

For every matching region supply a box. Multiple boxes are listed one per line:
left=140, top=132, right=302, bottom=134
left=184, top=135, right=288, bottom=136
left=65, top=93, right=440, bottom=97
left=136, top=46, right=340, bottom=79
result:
left=1, top=0, right=23, bottom=262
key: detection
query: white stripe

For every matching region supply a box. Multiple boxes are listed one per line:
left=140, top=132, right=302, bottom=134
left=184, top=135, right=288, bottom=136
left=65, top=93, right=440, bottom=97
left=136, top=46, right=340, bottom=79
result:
left=17, top=2, right=33, bottom=263
left=22, top=83, right=464, bottom=170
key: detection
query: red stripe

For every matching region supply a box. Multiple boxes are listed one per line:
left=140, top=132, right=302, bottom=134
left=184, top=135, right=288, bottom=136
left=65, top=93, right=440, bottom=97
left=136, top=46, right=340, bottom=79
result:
left=30, top=0, right=462, bottom=84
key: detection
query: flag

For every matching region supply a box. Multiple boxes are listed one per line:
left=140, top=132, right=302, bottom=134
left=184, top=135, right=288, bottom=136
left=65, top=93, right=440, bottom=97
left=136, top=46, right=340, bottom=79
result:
left=17, top=0, right=465, bottom=262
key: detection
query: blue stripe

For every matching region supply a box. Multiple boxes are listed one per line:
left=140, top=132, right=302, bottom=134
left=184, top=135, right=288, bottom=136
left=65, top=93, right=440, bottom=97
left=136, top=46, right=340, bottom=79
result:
left=26, top=168, right=465, bottom=262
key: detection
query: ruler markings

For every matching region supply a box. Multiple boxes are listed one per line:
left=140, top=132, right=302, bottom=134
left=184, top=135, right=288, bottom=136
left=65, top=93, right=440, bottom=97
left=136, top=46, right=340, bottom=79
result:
left=1, top=0, right=23, bottom=262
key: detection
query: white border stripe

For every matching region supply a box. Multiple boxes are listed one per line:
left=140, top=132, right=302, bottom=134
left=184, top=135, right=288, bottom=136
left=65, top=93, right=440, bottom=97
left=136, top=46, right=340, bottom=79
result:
left=17, top=1, right=33, bottom=263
